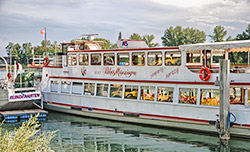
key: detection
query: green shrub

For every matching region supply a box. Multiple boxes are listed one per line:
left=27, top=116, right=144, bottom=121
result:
left=0, top=114, right=57, bottom=152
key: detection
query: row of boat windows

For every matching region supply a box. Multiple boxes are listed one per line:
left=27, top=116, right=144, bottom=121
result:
left=50, top=80, right=250, bottom=105
left=68, top=51, right=181, bottom=66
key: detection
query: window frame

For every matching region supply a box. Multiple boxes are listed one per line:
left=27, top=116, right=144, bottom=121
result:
left=147, top=52, right=163, bottom=66
left=117, top=52, right=130, bottom=66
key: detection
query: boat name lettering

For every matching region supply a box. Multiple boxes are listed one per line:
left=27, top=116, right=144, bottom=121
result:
left=166, top=68, right=179, bottom=79
left=81, top=67, right=87, bottom=76
left=104, top=67, right=136, bottom=78
left=150, top=67, right=165, bottom=79
left=10, top=93, right=40, bottom=100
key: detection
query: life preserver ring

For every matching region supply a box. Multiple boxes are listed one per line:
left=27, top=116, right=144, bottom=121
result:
left=43, top=57, right=50, bottom=66
left=199, top=67, right=211, bottom=81
left=7, top=73, right=12, bottom=78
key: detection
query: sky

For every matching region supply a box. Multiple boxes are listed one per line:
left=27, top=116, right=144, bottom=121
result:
left=0, top=0, right=249, bottom=56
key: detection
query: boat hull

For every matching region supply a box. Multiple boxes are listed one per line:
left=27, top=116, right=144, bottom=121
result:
left=43, top=92, right=250, bottom=139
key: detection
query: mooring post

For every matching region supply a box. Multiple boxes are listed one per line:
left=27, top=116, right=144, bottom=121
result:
left=219, top=59, right=230, bottom=141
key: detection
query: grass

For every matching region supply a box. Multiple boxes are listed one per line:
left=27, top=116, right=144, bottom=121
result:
left=0, top=114, right=57, bottom=152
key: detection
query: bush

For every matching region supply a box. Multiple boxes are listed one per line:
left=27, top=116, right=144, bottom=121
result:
left=0, top=114, right=57, bottom=152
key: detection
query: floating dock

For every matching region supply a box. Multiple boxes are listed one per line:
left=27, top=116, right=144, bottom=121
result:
left=0, top=109, right=48, bottom=123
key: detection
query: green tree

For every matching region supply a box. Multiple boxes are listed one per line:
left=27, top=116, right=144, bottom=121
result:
left=184, top=27, right=206, bottom=44
left=0, top=114, right=57, bottom=151
left=235, top=23, right=250, bottom=40
left=118, top=32, right=122, bottom=40
left=130, top=33, right=143, bottom=40
left=143, top=35, right=159, bottom=47
left=5, top=42, right=24, bottom=63
left=209, top=25, right=227, bottom=42
left=161, top=26, right=206, bottom=46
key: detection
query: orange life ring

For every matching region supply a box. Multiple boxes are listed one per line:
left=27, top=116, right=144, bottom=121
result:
left=43, top=57, right=50, bottom=66
left=7, top=73, right=12, bottom=78
left=199, top=67, right=211, bottom=81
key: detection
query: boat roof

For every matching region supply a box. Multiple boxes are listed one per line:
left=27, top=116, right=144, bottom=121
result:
left=180, top=40, right=250, bottom=52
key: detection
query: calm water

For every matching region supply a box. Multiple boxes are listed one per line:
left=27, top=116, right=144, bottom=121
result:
left=2, top=111, right=250, bottom=152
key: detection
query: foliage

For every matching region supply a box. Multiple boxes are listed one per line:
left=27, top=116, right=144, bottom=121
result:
left=142, top=35, right=159, bottom=47
left=130, top=33, right=143, bottom=40
left=161, top=26, right=206, bottom=46
left=130, top=33, right=159, bottom=47
left=235, top=23, right=250, bottom=40
left=118, top=32, right=122, bottom=40
left=209, top=25, right=227, bottom=42
left=0, top=114, right=57, bottom=152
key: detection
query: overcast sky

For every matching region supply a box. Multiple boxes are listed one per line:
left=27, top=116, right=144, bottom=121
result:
left=0, top=0, right=249, bottom=56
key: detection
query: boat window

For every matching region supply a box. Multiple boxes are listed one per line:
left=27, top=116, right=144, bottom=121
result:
left=61, top=81, right=71, bottom=94
left=132, top=52, right=145, bottom=66
left=72, top=82, right=82, bottom=95
left=79, top=54, right=89, bottom=65
left=230, top=87, right=244, bottom=105
left=68, top=54, right=77, bottom=66
left=110, top=84, right=123, bottom=98
left=141, top=86, right=155, bottom=101
left=124, top=85, right=138, bottom=99
left=248, top=88, right=250, bottom=103
left=117, top=53, right=129, bottom=66
left=97, top=83, right=108, bottom=97
left=84, top=83, right=95, bottom=95
left=148, top=52, right=162, bottom=66
left=165, top=51, right=181, bottom=66
left=200, top=89, right=220, bottom=106
left=157, top=87, right=174, bottom=102
left=104, top=53, right=115, bottom=66
left=212, top=50, right=224, bottom=64
left=186, top=51, right=201, bottom=64
left=91, top=53, right=101, bottom=65
left=179, top=88, right=198, bottom=104
left=51, top=80, right=59, bottom=92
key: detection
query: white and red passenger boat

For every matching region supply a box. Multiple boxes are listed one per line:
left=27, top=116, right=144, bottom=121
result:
left=40, top=36, right=250, bottom=138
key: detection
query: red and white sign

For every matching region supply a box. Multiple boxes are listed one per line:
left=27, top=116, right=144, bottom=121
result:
left=9, top=93, right=40, bottom=101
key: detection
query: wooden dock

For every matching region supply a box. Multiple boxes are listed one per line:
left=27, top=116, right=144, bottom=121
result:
left=0, top=109, right=48, bottom=122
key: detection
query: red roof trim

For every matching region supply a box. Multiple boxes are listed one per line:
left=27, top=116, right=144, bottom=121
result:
left=49, top=76, right=215, bottom=85
left=48, top=76, right=250, bottom=85
left=67, top=47, right=179, bottom=53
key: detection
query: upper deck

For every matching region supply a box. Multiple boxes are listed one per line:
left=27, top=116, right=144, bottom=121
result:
left=45, top=40, right=250, bottom=85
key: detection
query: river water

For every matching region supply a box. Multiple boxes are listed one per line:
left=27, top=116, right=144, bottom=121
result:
left=2, top=111, right=250, bottom=152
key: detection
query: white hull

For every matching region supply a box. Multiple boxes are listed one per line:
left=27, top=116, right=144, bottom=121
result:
left=43, top=91, right=250, bottom=138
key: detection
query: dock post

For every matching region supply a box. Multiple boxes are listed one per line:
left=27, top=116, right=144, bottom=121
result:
left=219, top=59, right=230, bottom=141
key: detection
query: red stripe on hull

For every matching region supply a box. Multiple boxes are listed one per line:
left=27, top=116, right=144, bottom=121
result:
left=47, top=101, right=250, bottom=127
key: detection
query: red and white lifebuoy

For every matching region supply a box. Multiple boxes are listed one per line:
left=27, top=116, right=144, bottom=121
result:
left=199, top=67, right=211, bottom=81
left=43, top=57, right=50, bottom=66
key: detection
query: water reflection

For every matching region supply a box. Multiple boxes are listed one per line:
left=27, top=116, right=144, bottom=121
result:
left=40, top=112, right=250, bottom=152
left=2, top=111, right=250, bottom=152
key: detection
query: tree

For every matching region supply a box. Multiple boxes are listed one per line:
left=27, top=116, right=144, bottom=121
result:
left=161, top=26, right=206, bottom=46
left=130, top=33, right=143, bottom=40
left=235, top=23, right=250, bottom=40
left=184, top=27, right=206, bottom=44
left=209, top=25, right=227, bottom=42
left=118, top=32, right=122, bottom=40
left=142, top=35, right=159, bottom=47
left=5, top=42, right=24, bottom=63
left=0, top=114, right=57, bottom=151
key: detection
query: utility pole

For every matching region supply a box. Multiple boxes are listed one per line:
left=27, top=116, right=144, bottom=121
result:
left=219, top=59, right=230, bottom=142
left=45, top=27, right=47, bottom=56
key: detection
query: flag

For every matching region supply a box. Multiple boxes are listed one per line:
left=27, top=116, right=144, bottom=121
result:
left=40, top=29, right=45, bottom=40
left=16, top=62, right=23, bottom=74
